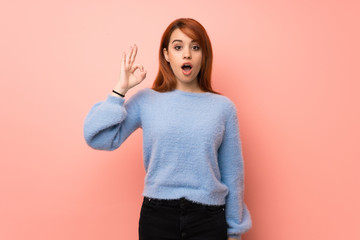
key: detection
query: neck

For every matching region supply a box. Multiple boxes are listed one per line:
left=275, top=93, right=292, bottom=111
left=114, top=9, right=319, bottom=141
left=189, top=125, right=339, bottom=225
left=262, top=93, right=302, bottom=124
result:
left=175, top=79, right=204, bottom=93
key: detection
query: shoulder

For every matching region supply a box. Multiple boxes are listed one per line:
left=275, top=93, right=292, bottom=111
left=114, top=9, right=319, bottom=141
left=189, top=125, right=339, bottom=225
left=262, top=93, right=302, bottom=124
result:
left=210, top=95, right=241, bottom=133
left=126, top=88, right=153, bottom=103
left=209, top=93, right=238, bottom=115
left=130, top=87, right=153, bottom=98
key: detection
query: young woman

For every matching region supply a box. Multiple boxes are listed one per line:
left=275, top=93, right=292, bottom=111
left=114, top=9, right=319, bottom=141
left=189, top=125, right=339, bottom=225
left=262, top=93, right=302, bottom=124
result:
left=83, top=18, right=252, bottom=240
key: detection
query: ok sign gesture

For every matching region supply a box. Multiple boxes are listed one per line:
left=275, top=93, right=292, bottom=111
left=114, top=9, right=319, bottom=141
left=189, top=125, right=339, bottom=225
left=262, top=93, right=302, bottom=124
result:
left=113, top=44, right=147, bottom=97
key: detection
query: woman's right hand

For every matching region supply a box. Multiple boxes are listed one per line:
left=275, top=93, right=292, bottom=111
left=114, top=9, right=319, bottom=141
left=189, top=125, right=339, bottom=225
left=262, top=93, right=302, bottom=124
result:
left=113, top=44, right=147, bottom=96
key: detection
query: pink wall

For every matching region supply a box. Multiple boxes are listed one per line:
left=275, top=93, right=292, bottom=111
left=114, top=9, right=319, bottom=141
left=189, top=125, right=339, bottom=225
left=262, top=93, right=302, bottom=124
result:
left=1, top=0, right=359, bottom=239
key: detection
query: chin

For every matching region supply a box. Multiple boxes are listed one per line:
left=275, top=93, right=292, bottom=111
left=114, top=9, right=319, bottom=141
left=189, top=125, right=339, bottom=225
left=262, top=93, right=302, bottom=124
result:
left=176, top=74, right=199, bottom=84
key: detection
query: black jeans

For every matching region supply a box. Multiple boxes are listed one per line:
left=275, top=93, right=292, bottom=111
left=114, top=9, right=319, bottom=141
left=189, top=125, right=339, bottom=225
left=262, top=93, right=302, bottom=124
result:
left=139, top=196, right=228, bottom=240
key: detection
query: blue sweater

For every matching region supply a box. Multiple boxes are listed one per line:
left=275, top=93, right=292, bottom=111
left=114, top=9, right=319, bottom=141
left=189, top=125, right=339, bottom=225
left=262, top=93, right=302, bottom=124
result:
left=83, top=88, right=252, bottom=239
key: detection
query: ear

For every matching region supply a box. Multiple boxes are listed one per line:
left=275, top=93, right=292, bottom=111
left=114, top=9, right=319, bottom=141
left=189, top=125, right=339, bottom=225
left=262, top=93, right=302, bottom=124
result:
left=163, top=48, right=170, bottom=62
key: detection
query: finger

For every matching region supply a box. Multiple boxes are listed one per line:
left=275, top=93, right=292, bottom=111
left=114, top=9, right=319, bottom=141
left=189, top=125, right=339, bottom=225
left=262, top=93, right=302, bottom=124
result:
left=131, top=63, right=143, bottom=73
left=130, top=44, right=137, bottom=64
left=121, top=52, right=126, bottom=71
left=139, top=70, right=147, bottom=81
left=127, top=46, right=133, bottom=66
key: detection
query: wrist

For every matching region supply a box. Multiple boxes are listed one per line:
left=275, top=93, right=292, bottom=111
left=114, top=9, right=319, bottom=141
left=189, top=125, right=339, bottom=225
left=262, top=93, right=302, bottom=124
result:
left=112, top=90, right=125, bottom=98
left=113, top=87, right=128, bottom=96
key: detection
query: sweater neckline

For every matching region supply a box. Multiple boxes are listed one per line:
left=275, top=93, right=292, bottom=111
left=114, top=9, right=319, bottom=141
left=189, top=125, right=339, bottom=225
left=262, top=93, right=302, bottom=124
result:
left=172, top=89, right=212, bottom=97
left=147, top=88, right=213, bottom=97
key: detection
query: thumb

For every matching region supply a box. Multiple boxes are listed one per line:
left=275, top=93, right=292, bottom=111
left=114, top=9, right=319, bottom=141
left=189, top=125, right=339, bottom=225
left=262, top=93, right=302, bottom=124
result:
left=139, top=70, right=147, bottom=81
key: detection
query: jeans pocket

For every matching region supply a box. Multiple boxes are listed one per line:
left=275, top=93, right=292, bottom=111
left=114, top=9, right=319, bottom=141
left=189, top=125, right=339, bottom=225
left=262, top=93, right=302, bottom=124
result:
left=142, top=198, right=159, bottom=211
left=205, top=205, right=225, bottom=215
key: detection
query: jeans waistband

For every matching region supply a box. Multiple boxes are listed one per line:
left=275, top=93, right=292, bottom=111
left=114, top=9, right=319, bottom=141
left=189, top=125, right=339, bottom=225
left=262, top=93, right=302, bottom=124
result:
left=143, top=196, right=225, bottom=209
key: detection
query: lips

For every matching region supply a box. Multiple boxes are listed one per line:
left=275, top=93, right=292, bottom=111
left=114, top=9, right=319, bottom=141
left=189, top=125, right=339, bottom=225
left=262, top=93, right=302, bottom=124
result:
left=181, top=63, right=193, bottom=75
left=181, top=63, right=193, bottom=69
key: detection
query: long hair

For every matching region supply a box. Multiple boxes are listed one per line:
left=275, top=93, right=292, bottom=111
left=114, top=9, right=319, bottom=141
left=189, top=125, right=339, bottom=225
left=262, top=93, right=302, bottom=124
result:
left=152, top=18, right=219, bottom=94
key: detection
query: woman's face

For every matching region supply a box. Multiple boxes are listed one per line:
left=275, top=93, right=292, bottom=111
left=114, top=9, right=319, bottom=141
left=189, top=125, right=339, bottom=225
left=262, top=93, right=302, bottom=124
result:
left=163, top=28, right=202, bottom=88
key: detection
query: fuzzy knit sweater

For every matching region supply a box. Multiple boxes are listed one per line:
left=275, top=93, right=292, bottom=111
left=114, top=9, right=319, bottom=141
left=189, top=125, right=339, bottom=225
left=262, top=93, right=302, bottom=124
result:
left=83, top=88, right=252, bottom=239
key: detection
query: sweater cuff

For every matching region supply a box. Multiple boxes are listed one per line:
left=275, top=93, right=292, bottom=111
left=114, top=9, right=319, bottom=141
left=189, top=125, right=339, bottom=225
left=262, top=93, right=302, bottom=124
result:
left=228, top=233, right=242, bottom=240
left=107, top=94, right=125, bottom=104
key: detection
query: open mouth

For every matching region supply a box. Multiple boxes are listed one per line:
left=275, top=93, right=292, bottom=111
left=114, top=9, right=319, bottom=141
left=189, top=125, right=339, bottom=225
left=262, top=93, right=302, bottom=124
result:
left=181, top=63, right=193, bottom=75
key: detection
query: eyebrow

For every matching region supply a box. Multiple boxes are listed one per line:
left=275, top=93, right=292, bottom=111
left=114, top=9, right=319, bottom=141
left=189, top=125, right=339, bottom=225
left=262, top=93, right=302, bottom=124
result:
left=171, top=39, right=197, bottom=44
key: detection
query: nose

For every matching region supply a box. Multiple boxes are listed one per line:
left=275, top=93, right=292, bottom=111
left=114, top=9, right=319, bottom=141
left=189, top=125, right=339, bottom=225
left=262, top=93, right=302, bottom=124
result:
left=183, top=47, right=191, bottom=59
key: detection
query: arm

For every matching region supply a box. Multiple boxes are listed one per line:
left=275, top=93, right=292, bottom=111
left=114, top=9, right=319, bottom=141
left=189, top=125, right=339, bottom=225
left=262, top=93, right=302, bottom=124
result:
left=83, top=92, right=142, bottom=151
left=218, top=103, right=252, bottom=239
left=83, top=44, right=147, bottom=151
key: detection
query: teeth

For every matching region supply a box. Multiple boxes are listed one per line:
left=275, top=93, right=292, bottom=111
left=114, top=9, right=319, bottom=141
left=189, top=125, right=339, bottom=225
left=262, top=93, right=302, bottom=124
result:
left=182, top=64, right=192, bottom=69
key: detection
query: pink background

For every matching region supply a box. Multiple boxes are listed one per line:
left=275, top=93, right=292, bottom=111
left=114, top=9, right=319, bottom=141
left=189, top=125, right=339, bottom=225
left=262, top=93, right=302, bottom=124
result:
left=1, top=0, right=359, bottom=239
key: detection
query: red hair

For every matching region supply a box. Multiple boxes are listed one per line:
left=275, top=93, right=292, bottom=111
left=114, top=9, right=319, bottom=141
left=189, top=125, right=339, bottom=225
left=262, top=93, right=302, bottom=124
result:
left=152, top=18, right=219, bottom=94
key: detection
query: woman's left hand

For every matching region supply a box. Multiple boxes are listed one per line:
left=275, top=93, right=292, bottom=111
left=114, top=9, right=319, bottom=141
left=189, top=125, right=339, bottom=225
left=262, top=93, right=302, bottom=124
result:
left=228, top=237, right=240, bottom=240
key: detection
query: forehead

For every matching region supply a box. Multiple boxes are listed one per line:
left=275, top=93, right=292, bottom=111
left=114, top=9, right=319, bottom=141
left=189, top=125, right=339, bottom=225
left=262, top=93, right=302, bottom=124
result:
left=169, top=28, right=195, bottom=43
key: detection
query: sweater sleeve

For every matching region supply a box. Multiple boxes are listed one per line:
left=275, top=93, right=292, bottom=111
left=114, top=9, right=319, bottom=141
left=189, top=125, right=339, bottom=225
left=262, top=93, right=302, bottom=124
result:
left=218, top=103, right=252, bottom=239
left=83, top=91, right=142, bottom=151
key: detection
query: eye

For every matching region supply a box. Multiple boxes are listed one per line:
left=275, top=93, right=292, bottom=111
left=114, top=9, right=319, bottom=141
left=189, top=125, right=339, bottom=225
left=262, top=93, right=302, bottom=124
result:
left=192, top=45, right=201, bottom=51
left=174, top=45, right=182, bottom=50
